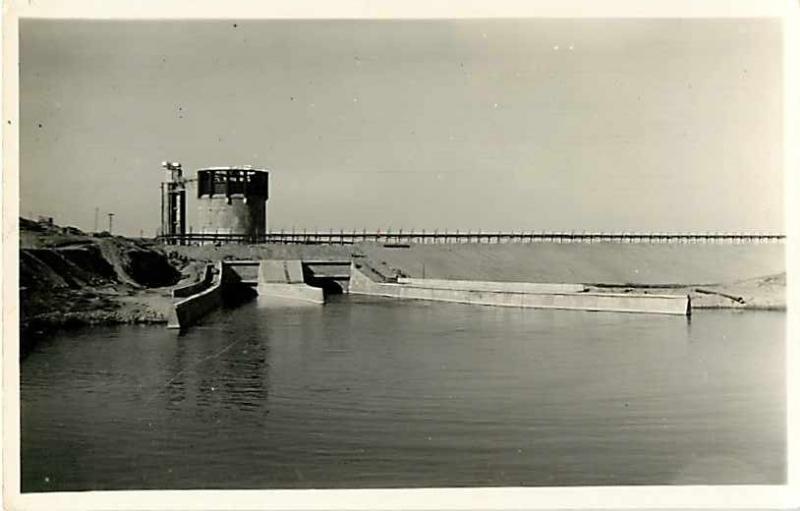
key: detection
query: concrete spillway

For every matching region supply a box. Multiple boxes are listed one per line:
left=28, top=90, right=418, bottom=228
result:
left=256, top=260, right=324, bottom=304
left=167, top=259, right=327, bottom=329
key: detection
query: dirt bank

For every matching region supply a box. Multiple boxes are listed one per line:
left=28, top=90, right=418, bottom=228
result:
left=19, top=218, right=190, bottom=338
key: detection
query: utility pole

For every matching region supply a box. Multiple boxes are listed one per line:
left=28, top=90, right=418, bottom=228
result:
left=107, top=213, right=115, bottom=234
left=93, top=207, right=99, bottom=233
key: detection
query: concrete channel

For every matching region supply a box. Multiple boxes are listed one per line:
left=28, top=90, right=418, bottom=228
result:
left=349, top=264, right=690, bottom=316
left=168, top=258, right=691, bottom=329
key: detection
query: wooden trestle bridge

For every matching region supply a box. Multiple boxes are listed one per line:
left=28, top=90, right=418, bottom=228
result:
left=158, top=230, right=786, bottom=246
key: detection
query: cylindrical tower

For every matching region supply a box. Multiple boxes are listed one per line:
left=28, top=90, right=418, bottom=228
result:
left=195, top=166, right=269, bottom=240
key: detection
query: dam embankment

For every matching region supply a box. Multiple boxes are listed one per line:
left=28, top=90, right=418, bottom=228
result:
left=19, top=216, right=786, bottom=341
left=170, top=241, right=785, bottom=308
left=169, top=241, right=783, bottom=287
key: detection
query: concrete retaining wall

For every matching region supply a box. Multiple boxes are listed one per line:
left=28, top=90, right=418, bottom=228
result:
left=172, top=264, right=215, bottom=298
left=168, top=262, right=239, bottom=329
left=351, top=265, right=689, bottom=315
left=256, top=259, right=324, bottom=304
left=397, top=277, right=585, bottom=294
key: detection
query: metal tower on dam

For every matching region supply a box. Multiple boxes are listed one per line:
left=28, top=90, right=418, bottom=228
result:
left=159, top=161, right=187, bottom=242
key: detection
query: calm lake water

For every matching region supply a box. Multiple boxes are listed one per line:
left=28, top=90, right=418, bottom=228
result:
left=21, top=296, right=785, bottom=492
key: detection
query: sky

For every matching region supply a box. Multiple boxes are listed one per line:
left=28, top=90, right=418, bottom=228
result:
left=19, top=18, right=783, bottom=236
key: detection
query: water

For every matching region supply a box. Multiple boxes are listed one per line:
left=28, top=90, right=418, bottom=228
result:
left=20, top=297, right=785, bottom=491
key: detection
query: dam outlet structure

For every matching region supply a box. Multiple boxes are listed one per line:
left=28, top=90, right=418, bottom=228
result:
left=195, top=166, right=270, bottom=241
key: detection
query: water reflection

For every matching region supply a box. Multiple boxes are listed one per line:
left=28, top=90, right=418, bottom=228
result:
left=20, top=300, right=785, bottom=491
left=163, top=308, right=272, bottom=415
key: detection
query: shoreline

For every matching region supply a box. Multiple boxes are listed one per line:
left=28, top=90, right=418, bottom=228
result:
left=18, top=219, right=786, bottom=341
left=20, top=267, right=786, bottom=338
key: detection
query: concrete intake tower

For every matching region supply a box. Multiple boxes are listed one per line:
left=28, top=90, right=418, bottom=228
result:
left=195, top=166, right=270, bottom=239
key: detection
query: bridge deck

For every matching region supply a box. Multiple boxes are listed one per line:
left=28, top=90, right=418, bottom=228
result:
left=159, top=232, right=785, bottom=246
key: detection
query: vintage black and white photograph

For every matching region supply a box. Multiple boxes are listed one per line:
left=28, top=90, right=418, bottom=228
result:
left=4, top=1, right=796, bottom=507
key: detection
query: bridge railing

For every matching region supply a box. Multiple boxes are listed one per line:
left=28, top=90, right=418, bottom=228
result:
left=157, top=231, right=786, bottom=246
